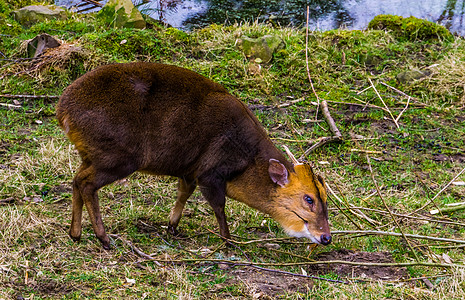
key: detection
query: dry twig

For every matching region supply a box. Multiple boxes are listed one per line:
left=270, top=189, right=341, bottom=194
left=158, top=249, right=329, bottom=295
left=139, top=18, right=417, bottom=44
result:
left=368, top=78, right=400, bottom=129
left=366, top=154, right=420, bottom=262
left=301, top=100, right=343, bottom=158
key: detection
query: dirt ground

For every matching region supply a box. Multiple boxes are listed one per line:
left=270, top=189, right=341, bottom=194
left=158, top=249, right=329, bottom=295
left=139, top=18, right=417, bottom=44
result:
left=219, top=249, right=408, bottom=298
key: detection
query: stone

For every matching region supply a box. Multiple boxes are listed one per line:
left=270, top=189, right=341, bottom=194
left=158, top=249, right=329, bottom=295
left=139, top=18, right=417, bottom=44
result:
left=396, top=69, right=431, bottom=84
left=100, top=0, right=146, bottom=29
left=236, top=35, right=285, bottom=63
left=12, top=5, right=67, bottom=27
left=27, top=33, right=61, bottom=58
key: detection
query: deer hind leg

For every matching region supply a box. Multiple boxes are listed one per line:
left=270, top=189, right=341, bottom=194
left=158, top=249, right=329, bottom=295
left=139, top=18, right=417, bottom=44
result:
left=168, top=178, right=196, bottom=235
left=200, top=183, right=231, bottom=239
left=72, top=161, right=137, bottom=249
left=69, top=163, right=89, bottom=242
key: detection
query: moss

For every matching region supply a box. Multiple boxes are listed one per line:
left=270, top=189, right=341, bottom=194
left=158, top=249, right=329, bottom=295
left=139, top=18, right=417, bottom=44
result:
left=165, top=27, right=190, bottom=43
left=368, top=14, right=453, bottom=42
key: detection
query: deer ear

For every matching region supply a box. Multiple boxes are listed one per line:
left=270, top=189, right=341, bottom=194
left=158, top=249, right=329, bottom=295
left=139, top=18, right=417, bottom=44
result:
left=268, top=159, right=289, bottom=187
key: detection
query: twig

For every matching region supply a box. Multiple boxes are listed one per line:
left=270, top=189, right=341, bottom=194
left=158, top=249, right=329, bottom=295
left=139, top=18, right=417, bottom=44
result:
left=414, top=167, right=465, bottom=214
left=333, top=206, right=465, bottom=227
left=430, top=204, right=465, bottom=215
left=366, top=154, right=420, bottom=262
left=368, top=78, right=400, bottom=129
left=350, top=149, right=383, bottom=154
left=301, top=100, right=342, bottom=158
left=141, top=257, right=465, bottom=269
left=108, top=234, right=162, bottom=266
left=326, top=186, right=364, bottom=230
left=395, top=96, right=410, bottom=122
left=380, top=81, right=427, bottom=106
left=333, top=230, right=465, bottom=245
left=321, top=100, right=342, bottom=138
left=0, top=103, right=21, bottom=110
left=0, top=94, right=59, bottom=99
left=277, top=97, right=305, bottom=108
left=326, top=183, right=380, bottom=227
left=305, top=6, right=320, bottom=119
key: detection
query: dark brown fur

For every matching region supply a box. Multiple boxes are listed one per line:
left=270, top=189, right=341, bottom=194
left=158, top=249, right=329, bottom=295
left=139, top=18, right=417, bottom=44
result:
left=57, top=62, right=331, bottom=249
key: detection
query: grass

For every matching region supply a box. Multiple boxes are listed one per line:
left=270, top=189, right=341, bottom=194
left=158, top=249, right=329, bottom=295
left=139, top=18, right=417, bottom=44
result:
left=1, top=2, right=465, bottom=299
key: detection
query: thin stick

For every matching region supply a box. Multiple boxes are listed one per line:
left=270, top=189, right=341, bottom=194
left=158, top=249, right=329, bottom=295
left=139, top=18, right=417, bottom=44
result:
left=0, top=94, right=59, bottom=99
left=305, top=6, right=320, bottom=119
left=300, top=100, right=342, bottom=158
left=395, top=96, right=410, bottom=122
left=430, top=204, right=465, bottom=215
left=380, top=81, right=427, bottom=106
left=326, top=185, right=364, bottom=230
left=333, top=230, right=465, bottom=244
left=109, top=234, right=162, bottom=266
left=366, top=154, right=420, bottom=261
left=333, top=206, right=465, bottom=227
left=0, top=103, right=21, bottom=110
left=142, top=257, right=465, bottom=269
left=414, top=167, right=465, bottom=214
left=321, top=100, right=342, bottom=138
left=326, top=183, right=380, bottom=227
left=368, top=78, right=400, bottom=129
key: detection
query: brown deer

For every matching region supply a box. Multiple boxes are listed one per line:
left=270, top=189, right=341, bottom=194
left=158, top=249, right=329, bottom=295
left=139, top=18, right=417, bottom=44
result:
left=56, top=62, right=331, bottom=249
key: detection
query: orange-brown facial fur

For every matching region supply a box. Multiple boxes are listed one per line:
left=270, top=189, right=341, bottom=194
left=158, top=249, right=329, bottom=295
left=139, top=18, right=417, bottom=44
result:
left=268, top=164, right=330, bottom=244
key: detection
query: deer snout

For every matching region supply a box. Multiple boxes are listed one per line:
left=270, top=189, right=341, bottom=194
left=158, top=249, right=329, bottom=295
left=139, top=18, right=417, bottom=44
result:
left=320, top=233, right=332, bottom=245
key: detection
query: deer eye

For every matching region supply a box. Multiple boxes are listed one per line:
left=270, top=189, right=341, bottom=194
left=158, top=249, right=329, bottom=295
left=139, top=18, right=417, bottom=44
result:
left=304, top=195, right=314, bottom=205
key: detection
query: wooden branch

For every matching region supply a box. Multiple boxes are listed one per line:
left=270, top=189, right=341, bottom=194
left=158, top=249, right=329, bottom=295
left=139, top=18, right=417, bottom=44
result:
left=430, top=204, right=465, bottom=215
left=333, top=230, right=465, bottom=245
left=140, top=257, right=465, bottom=269
left=0, top=103, right=21, bottom=110
left=321, top=100, right=342, bottom=138
left=415, top=167, right=465, bottom=214
left=334, top=206, right=465, bottom=227
left=368, top=78, right=400, bottom=129
left=0, top=94, right=59, bottom=99
left=395, top=96, right=410, bottom=123
left=108, top=234, right=162, bottom=266
left=305, top=5, right=321, bottom=121
left=300, top=100, right=342, bottom=158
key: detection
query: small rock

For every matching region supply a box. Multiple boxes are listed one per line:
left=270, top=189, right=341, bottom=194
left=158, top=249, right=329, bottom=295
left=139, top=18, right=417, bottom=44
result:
left=236, top=35, right=285, bottom=63
left=12, top=5, right=67, bottom=27
left=397, top=69, right=431, bottom=84
left=264, top=243, right=280, bottom=250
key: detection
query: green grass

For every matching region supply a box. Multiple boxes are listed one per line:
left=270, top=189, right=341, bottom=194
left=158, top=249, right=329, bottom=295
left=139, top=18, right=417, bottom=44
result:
left=1, top=2, right=465, bottom=299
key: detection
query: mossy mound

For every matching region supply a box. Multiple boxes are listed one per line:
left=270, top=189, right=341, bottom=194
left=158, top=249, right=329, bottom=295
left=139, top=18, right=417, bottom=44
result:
left=368, top=15, right=453, bottom=42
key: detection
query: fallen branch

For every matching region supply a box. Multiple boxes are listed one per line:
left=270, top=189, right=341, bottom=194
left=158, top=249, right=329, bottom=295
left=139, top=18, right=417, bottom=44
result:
left=326, top=183, right=380, bottom=227
left=0, top=103, right=21, bottom=110
left=108, top=234, right=162, bottom=266
left=333, top=230, right=465, bottom=244
left=368, top=78, right=400, bottom=129
left=380, top=81, right=427, bottom=107
left=430, top=204, right=465, bottom=215
left=301, top=100, right=342, bottom=158
left=333, top=206, right=465, bottom=227
left=321, top=100, right=342, bottom=138
left=305, top=5, right=320, bottom=120
left=141, top=257, right=465, bottom=269
left=415, top=167, right=465, bottom=214
left=0, top=94, right=59, bottom=99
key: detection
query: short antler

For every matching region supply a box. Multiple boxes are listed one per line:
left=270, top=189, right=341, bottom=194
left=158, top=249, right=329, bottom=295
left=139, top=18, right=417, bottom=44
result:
left=282, top=145, right=301, bottom=165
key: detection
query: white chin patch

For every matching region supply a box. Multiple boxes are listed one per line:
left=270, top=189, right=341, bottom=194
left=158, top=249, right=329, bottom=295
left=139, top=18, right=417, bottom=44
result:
left=285, top=225, right=320, bottom=244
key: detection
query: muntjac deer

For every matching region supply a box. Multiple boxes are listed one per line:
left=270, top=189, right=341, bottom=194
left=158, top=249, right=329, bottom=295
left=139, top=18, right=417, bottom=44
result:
left=56, top=62, right=331, bottom=249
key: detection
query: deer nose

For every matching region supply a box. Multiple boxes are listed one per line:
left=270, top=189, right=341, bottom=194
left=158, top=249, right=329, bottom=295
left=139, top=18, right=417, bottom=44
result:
left=320, top=233, right=332, bottom=245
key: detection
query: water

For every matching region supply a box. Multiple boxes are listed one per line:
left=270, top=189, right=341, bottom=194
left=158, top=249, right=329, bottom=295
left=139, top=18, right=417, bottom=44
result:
left=56, top=0, right=465, bottom=35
